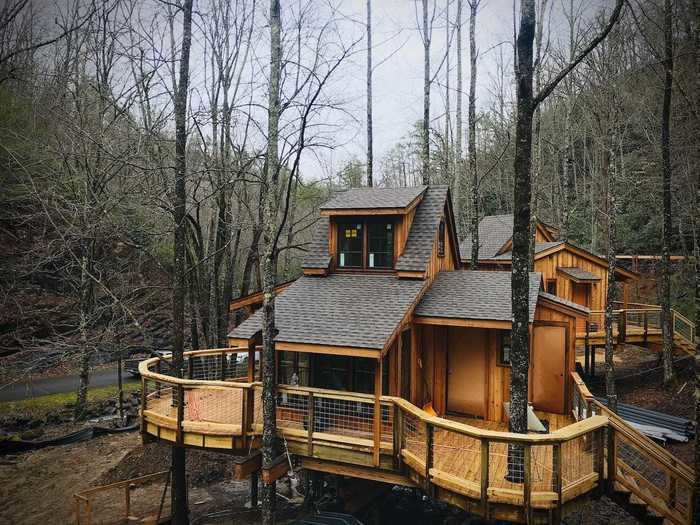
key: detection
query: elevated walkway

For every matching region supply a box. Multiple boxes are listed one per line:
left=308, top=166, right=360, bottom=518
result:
left=575, top=304, right=696, bottom=357
left=139, top=350, right=694, bottom=524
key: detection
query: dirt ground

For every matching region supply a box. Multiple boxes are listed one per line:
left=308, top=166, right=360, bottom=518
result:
left=0, top=430, right=302, bottom=525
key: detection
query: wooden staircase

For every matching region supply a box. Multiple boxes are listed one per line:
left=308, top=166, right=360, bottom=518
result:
left=610, top=481, right=665, bottom=525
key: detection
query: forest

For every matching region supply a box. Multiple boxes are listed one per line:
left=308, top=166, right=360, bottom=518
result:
left=0, top=0, right=699, bottom=524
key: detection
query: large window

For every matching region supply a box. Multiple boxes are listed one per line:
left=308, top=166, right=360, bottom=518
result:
left=337, top=218, right=394, bottom=269
left=338, top=222, right=363, bottom=268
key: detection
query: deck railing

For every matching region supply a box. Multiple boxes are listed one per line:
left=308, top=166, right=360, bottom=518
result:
left=571, top=371, right=694, bottom=524
left=74, top=471, right=171, bottom=525
left=138, top=350, right=691, bottom=521
left=584, top=305, right=695, bottom=348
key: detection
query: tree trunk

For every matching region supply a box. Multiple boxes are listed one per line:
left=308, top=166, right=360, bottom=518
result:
left=691, top=0, right=700, bottom=517
left=604, top=140, right=617, bottom=412
left=261, top=1, right=282, bottom=523
left=172, top=0, right=194, bottom=523
left=468, top=1, right=479, bottom=270
left=366, top=0, right=373, bottom=187
left=661, top=0, right=675, bottom=386
left=454, top=0, right=463, bottom=233
left=422, top=0, right=430, bottom=186
left=444, top=0, right=451, bottom=182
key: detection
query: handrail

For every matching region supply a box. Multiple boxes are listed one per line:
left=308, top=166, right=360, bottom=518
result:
left=138, top=350, right=695, bottom=521
left=571, top=372, right=694, bottom=482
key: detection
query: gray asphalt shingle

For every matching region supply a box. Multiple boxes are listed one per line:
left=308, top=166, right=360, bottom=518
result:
left=557, top=266, right=601, bottom=282
left=320, top=186, right=426, bottom=211
left=459, top=214, right=514, bottom=260
left=395, top=185, right=450, bottom=273
left=415, top=270, right=542, bottom=323
left=228, top=274, right=425, bottom=349
left=490, top=241, right=564, bottom=261
left=301, top=217, right=331, bottom=270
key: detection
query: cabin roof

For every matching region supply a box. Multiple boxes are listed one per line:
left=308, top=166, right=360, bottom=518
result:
left=228, top=274, right=424, bottom=350
left=320, top=185, right=426, bottom=211
left=396, top=185, right=457, bottom=273
left=459, top=214, right=514, bottom=260
left=538, top=291, right=590, bottom=316
left=301, top=217, right=331, bottom=270
left=489, top=241, right=564, bottom=261
left=414, top=270, right=542, bottom=323
left=557, top=266, right=601, bottom=282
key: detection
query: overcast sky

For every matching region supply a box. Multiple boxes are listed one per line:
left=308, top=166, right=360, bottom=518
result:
left=297, top=0, right=613, bottom=182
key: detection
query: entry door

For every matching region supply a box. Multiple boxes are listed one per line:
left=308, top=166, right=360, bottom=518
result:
left=571, top=283, right=590, bottom=332
left=531, top=325, right=567, bottom=414
left=446, top=328, right=487, bottom=417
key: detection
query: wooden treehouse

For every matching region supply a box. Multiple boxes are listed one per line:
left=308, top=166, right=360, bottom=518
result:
left=139, top=186, right=695, bottom=524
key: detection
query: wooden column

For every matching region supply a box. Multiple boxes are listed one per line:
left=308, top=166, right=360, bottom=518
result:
left=410, top=327, right=419, bottom=405
left=480, top=439, right=490, bottom=520
left=584, top=320, right=590, bottom=375
left=553, top=443, right=562, bottom=523
left=247, top=341, right=255, bottom=382
left=307, top=392, right=315, bottom=457
left=590, top=346, right=596, bottom=378
left=250, top=472, right=259, bottom=508
left=523, top=445, right=532, bottom=524
left=606, top=428, right=617, bottom=493
left=373, top=358, right=382, bottom=467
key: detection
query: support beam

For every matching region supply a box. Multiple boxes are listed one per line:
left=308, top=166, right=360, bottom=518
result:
left=373, top=358, right=382, bottom=467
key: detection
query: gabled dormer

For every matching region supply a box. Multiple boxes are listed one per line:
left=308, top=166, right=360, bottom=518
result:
left=302, top=185, right=460, bottom=280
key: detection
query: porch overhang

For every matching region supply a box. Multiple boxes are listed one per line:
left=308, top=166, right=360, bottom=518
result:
left=275, top=341, right=380, bottom=359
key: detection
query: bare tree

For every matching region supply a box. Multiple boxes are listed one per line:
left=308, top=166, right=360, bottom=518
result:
left=692, top=0, right=700, bottom=516
left=467, top=0, right=479, bottom=269
left=422, top=0, right=431, bottom=185
left=366, top=0, right=373, bottom=187
left=454, top=0, right=463, bottom=231
left=171, top=0, right=194, bottom=522
left=660, top=0, right=675, bottom=385
left=509, top=0, right=624, bottom=466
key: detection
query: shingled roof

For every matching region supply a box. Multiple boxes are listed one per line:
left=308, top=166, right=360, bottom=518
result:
left=415, top=270, right=542, bottom=323
left=301, top=217, right=331, bottom=270
left=538, top=291, right=590, bottom=316
left=459, top=214, right=514, bottom=261
left=395, top=185, right=454, bottom=273
left=488, top=241, right=564, bottom=261
left=320, top=186, right=426, bottom=211
left=228, top=274, right=425, bottom=350
left=557, top=266, right=601, bottom=282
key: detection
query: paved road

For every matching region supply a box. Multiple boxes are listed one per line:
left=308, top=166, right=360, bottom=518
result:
left=0, top=368, right=139, bottom=402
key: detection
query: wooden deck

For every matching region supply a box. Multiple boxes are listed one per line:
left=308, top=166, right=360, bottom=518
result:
left=139, top=350, right=694, bottom=525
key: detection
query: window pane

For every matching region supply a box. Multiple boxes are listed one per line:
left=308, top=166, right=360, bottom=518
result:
left=338, top=222, right=363, bottom=267
left=367, top=221, right=394, bottom=268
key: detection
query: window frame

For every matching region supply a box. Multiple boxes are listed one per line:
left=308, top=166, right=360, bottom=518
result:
left=335, top=217, right=396, bottom=271
left=497, top=331, right=512, bottom=367
left=545, top=278, right=557, bottom=295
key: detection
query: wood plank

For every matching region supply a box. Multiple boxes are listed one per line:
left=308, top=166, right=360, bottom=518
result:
left=301, top=457, right=415, bottom=487
left=262, top=455, right=289, bottom=485
left=414, top=316, right=511, bottom=329
left=275, top=341, right=379, bottom=358
left=233, top=451, right=262, bottom=480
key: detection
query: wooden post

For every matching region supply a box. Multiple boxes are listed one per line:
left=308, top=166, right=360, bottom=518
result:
left=668, top=458, right=677, bottom=508
left=140, top=377, right=147, bottom=436
left=584, top=321, right=590, bottom=376
left=643, top=311, right=649, bottom=342
left=125, top=484, right=132, bottom=521
left=250, top=471, right=259, bottom=508
left=424, top=422, right=434, bottom=494
left=176, top=385, right=185, bottom=446
left=590, top=346, right=596, bottom=378
left=393, top=407, right=404, bottom=469
left=523, top=444, right=532, bottom=524
left=553, top=443, right=562, bottom=524
left=220, top=351, right=227, bottom=380
left=307, top=392, right=315, bottom=457
left=155, top=361, right=162, bottom=398
left=480, top=439, right=489, bottom=520
left=247, top=342, right=255, bottom=382
left=606, top=427, right=616, bottom=493
left=187, top=355, right=193, bottom=379
left=373, top=358, right=382, bottom=467
left=618, top=311, right=626, bottom=344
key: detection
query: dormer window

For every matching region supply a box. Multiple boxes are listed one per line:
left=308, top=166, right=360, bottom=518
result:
left=337, top=218, right=394, bottom=269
